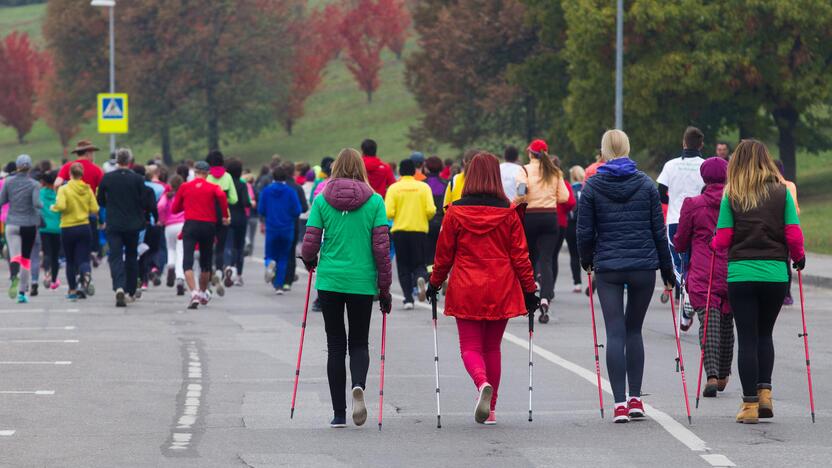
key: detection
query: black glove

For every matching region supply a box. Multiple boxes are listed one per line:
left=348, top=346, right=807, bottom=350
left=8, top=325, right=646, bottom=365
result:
left=660, top=267, right=676, bottom=290
left=524, top=291, right=540, bottom=314
left=426, top=282, right=441, bottom=304
left=379, top=290, right=392, bottom=314
left=300, top=255, right=317, bottom=272
left=793, top=256, right=806, bottom=271
left=581, top=260, right=593, bottom=273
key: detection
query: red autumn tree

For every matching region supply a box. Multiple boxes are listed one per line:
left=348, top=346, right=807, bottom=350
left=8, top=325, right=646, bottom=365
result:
left=0, top=32, right=48, bottom=143
left=282, top=8, right=340, bottom=134
left=377, top=0, right=411, bottom=59
left=339, top=0, right=387, bottom=103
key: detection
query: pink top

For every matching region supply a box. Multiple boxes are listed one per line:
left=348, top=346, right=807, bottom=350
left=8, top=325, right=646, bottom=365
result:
left=157, top=194, right=185, bottom=226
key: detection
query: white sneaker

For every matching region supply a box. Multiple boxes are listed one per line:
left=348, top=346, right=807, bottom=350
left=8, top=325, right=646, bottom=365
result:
left=211, top=272, right=225, bottom=297
left=417, top=277, right=427, bottom=302
left=403, top=302, right=414, bottom=310
left=264, top=260, right=276, bottom=284
left=352, top=387, right=367, bottom=426
left=474, top=383, right=493, bottom=423
left=275, top=289, right=284, bottom=295
left=572, top=285, right=583, bottom=293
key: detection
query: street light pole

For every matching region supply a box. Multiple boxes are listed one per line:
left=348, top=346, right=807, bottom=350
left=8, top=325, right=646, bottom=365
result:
left=615, top=0, right=623, bottom=130
left=92, top=0, right=116, bottom=154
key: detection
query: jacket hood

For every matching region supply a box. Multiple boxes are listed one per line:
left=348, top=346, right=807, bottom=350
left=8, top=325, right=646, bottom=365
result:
left=591, top=158, right=645, bottom=202
left=362, top=155, right=385, bottom=172
left=450, top=205, right=519, bottom=235
left=700, top=157, right=728, bottom=184
left=67, top=179, right=91, bottom=196
left=701, top=183, right=725, bottom=208
left=209, top=167, right=226, bottom=179
left=323, top=178, right=374, bottom=211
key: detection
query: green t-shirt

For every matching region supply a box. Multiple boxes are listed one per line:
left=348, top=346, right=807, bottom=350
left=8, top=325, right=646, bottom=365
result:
left=306, top=193, right=388, bottom=295
left=717, top=190, right=800, bottom=283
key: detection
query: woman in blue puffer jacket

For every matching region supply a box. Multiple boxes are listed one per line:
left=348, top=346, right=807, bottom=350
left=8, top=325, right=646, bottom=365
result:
left=577, top=129, right=675, bottom=423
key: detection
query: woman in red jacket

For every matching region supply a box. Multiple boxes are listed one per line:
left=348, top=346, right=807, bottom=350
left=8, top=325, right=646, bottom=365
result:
left=427, top=152, right=538, bottom=425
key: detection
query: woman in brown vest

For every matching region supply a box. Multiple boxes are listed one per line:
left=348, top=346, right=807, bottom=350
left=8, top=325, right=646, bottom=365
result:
left=712, top=140, right=805, bottom=423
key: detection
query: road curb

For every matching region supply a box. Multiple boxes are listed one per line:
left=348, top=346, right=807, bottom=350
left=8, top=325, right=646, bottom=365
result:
left=803, top=273, right=832, bottom=290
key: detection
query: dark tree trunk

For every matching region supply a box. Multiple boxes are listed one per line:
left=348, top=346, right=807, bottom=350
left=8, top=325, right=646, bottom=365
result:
left=206, top=86, right=220, bottom=151
left=285, top=118, right=293, bottom=136
left=17, top=129, right=25, bottom=144
left=366, top=90, right=373, bottom=103
left=161, top=125, right=173, bottom=166
left=772, top=106, right=798, bottom=182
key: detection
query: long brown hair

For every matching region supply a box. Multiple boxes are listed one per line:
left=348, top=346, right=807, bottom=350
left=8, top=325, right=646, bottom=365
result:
left=331, top=148, right=369, bottom=184
left=167, top=175, right=184, bottom=199
left=462, top=153, right=509, bottom=203
left=725, top=139, right=783, bottom=212
left=528, top=148, right=562, bottom=186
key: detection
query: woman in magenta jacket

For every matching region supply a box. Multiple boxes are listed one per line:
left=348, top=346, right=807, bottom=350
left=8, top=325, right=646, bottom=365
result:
left=427, top=152, right=537, bottom=425
left=673, top=157, right=733, bottom=398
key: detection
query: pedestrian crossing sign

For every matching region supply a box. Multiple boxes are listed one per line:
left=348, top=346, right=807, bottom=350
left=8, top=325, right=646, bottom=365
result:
left=97, top=93, right=128, bottom=134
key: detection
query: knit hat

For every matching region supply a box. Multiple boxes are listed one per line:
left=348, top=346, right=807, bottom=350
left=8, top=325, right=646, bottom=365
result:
left=528, top=139, right=548, bottom=155
left=700, top=157, right=728, bottom=185
left=15, top=154, right=32, bottom=170
left=194, top=161, right=210, bottom=172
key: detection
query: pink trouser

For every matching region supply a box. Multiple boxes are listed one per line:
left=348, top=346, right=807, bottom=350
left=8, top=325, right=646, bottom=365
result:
left=456, top=318, right=509, bottom=410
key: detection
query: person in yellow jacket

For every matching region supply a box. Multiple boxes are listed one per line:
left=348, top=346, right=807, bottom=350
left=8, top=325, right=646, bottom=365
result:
left=443, top=149, right=478, bottom=207
left=385, top=159, right=436, bottom=309
left=53, top=163, right=99, bottom=300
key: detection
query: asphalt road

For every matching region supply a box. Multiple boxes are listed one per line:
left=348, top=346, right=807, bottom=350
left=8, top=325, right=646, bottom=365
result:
left=0, top=251, right=829, bottom=467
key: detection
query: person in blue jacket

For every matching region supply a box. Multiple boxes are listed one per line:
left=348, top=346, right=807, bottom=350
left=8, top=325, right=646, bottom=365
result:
left=577, top=129, right=675, bottom=423
left=258, top=165, right=302, bottom=294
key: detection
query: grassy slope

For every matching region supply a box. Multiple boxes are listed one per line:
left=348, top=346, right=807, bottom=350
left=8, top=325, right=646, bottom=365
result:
left=0, top=3, right=830, bottom=253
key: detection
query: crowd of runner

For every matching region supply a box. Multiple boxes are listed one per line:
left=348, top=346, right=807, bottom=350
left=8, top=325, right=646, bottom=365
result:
left=0, top=127, right=806, bottom=428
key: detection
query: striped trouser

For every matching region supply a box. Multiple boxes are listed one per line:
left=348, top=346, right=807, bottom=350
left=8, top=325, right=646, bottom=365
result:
left=696, top=308, right=734, bottom=379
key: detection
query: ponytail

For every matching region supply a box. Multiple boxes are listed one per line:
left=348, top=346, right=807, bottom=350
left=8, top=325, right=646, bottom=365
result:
left=532, top=151, right=562, bottom=187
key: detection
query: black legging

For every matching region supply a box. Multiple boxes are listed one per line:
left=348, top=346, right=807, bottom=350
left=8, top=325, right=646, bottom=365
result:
left=728, top=281, right=788, bottom=397
left=319, top=289, right=374, bottom=418
left=139, top=225, right=162, bottom=284
left=565, top=219, right=581, bottom=285
left=552, top=225, right=566, bottom=293
left=524, top=212, right=559, bottom=301
left=41, top=232, right=61, bottom=282
left=594, top=270, right=655, bottom=403
left=213, top=224, right=229, bottom=272
left=226, top=222, right=247, bottom=275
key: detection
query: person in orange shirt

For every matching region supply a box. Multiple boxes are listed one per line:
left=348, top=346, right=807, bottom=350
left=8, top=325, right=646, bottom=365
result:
left=584, top=150, right=605, bottom=181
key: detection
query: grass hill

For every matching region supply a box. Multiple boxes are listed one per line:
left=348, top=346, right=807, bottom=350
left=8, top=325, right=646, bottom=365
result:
left=0, top=3, right=831, bottom=253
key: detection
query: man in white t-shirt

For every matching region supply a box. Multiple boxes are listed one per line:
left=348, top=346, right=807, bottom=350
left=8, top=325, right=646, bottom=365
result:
left=657, top=126, right=706, bottom=285
left=499, top=145, right=523, bottom=200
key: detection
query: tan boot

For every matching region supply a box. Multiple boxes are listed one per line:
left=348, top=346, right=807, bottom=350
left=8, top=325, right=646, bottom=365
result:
left=736, top=399, right=759, bottom=424
left=717, top=376, right=729, bottom=392
left=703, top=377, right=718, bottom=398
left=758, top=387, right=773, bottom=419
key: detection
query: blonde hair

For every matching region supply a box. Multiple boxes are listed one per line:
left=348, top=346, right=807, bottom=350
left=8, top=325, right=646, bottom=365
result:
left=725, top=139, right=783, bottom=212
left=331, top=148, right=369, bottom=184
left=600, top=129, right=630, bottom=161
left=569, top=165, right=586, bottom=184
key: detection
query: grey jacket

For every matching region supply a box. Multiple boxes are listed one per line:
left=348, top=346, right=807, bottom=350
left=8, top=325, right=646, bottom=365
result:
left=0, top=173, right=42, bottom=227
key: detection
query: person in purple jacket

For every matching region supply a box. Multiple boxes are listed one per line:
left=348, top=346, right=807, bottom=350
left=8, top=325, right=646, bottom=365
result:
left=423, top=156, right=447, bottom=269
left=673, top=157, right=733, bottom=398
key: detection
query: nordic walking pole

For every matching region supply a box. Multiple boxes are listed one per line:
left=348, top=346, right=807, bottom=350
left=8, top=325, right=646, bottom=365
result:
left=695, top=252, right=715, bottom=409
left=528, top=291, right=536, bottom=422
left=378, top=305, right=389, bottom=431
left=290, top=270, right=314, bottom=419
left=797, top=270, right=816, bottom=423
left=674, top=265, right=686, bottom=373
left=587, top=271, right=605, bottom=419
left=669, top=291, right=693, bottom=425
left=430, top=295, right=442, bottom=428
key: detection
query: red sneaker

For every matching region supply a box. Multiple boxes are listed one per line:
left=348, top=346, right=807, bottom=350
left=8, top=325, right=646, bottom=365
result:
left=613, top=404, right=630, bottom=423
left=627, top=397, right=645, bottom=418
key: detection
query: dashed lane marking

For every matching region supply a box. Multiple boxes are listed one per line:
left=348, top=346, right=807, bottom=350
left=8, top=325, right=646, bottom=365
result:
left=0, top=326, right=76, bottom=331
left=0, top=430, right=15, bottom=436
left=700, top=454, right=736, bottom=467
left=0, top=339, right=79, bottom=344
left=0, top=390, right=54, bottom=395
left=0, top=309, right=80, bottom=314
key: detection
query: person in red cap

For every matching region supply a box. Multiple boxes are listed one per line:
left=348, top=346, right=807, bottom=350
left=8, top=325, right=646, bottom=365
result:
left=514, top=138, right=569, bottom=323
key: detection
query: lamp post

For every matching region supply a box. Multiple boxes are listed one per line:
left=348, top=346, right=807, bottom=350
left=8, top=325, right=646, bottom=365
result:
left=91, top=0, right=116, bottom=154
left=615, top=0, right=623, bottom=130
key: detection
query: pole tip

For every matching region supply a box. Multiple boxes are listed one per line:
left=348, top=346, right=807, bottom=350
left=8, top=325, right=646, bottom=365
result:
left=812, top=413, right=816, bottom=423
left=600, top=408, right=605, bottom=419
left=290, top=408, right=294, bottom=419
left=688, top=416, right=692, bottom=425
left=695, top=398, right=700, bottom=409
left=378, top=423, right=382, bottom=432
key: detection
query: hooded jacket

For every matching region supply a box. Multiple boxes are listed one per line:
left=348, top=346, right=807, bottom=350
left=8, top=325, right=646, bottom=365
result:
left=258, top=182, right=301, bottom=232
left=301, top=178, right=392, bottom=295
left=53, top=179, right=99, bottom=228
left=430, top=195, right=536, bottom=320
left=577, top=157, right=672, bottom=273
left=362, top=155, right=396, bottom=198
left=40, top=188, right=61, bottom=234
left=0, top=173, right=41, bottom=226
left=207, top=167, right=238, bottom=206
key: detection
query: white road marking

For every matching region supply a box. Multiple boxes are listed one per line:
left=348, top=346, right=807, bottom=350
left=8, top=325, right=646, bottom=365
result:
left=0, top=430, right=15, bottom=436
left=0, top=309, right=80, bottom=314
left=0, top=339, right=79, bottom=344
left=0, top=390, right=54, bottom=395
left=0, top=361, right=71, bottom=365
left=0, top=326, right=75, bottom=331
left=701, top=454, right=736, bottom=467
left=401, top=295, right=733, bottom=467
